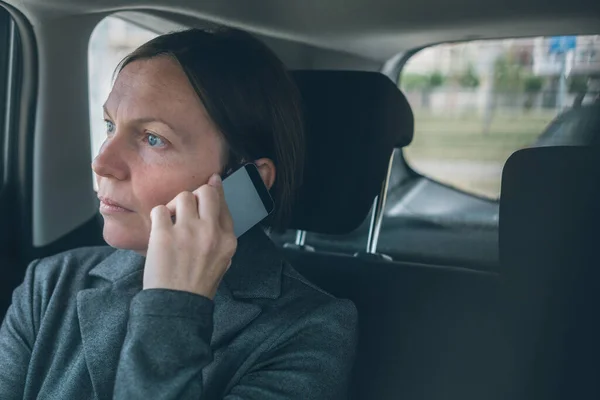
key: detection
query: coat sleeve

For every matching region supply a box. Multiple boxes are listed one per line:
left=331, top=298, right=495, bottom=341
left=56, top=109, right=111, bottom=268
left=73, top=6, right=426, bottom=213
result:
left=113, top=290, right=358, bottom=400
left=0, top=260, right=39, bottom=400
left=113, top=289, right=215, bottom=400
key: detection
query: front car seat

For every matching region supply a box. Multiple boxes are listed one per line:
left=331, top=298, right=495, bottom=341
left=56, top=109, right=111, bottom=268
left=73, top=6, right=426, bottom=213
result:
left=499, top=145, right=600, bottom=399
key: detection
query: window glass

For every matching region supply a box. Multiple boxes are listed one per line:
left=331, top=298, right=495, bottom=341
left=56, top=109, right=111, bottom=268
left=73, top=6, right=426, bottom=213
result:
left=88, top=16, right=158, bottom=188
left=400, top=35, right=600, bottom=199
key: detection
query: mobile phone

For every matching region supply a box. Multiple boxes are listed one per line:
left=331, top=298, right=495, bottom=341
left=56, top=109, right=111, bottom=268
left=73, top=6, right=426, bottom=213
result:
left=222, top=163, right=275, bottom=237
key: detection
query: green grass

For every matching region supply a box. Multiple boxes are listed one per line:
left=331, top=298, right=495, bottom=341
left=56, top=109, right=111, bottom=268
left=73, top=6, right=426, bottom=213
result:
left=405, top=110, right=556, bottom=163
left=404, top=110, right=558, bottom=198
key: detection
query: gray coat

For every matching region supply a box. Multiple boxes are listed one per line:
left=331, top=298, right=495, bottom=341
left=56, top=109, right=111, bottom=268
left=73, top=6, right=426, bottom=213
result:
left=0, top=228, right=357, bottom=399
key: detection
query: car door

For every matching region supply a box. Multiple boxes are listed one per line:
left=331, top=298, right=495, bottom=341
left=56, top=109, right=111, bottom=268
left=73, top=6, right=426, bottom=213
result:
left=0, top=5, right=25, bottom=318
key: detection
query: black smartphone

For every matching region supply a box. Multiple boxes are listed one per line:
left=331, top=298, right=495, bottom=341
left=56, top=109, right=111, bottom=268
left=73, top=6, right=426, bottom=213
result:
left=223, top=163, right=275, bottom=237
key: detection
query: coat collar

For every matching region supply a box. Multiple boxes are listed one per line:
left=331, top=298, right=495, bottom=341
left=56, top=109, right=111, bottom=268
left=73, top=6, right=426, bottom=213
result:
left=78, top=227, right=284, bottom=399
left=87, top=226, right=284, bottom=299
left=222, top=227, right=283, bottom=299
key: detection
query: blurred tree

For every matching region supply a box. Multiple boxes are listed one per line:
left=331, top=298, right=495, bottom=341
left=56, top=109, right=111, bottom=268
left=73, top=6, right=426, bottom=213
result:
left=493, top=54, right=524, bottom=92
left=401, top=72, right=445, bottom=90
left=401, top=73, right=430, bottom=91
left=523, top=75, right=545, bottom=110
left=457, top=64, right=480, bottom=88
left=429, top=71, right=445, bottom=88
left=482, top=53, right=525, bottom=134
left=401, top=71, right=445, bottom=109
left=524, top=75, right=544, bottom=93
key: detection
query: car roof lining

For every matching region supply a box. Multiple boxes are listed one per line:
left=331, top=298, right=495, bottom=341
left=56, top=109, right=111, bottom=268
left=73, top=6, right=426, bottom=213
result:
left=6, top=0, right=600, bottom=62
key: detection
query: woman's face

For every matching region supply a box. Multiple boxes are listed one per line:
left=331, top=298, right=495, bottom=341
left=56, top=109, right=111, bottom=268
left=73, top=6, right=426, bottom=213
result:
left=92, top=56, right=224, bottom=253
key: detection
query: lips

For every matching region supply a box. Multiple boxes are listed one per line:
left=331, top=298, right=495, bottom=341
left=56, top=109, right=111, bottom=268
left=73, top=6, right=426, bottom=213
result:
left=98, top=196, right=133, bottom=213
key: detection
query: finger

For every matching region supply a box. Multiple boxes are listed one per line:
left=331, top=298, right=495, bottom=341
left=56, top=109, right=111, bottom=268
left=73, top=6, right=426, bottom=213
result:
left=208, top=173, right=224, bottom=206
left=175, top=191, right=199, bottom=223
left=195, top=184, right=220, bottom=225
left=164, top=191, right=197, bottom=224
left=209, top=173, right=234, bottom=231
left=164, top=197, right=177, bottom=217
left=218, top=192, right=234, bottom=233
left=150, top=205, right=172, bottom=230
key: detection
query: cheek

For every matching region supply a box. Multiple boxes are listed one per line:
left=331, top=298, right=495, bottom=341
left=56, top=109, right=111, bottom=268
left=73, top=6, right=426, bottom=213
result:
left=131, top=164, right=211, bottom=214
left=133, top=170, right=180, bottom=213
left=130, top=142, right=224, bottom=216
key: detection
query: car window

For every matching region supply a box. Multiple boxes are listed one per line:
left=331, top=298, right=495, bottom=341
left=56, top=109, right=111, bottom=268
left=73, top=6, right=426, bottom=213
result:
left=400, top=35, right=600, bottom=199
left=270, top=34, right=599, bottom=269
left=88, top=16, right=158, bottom=189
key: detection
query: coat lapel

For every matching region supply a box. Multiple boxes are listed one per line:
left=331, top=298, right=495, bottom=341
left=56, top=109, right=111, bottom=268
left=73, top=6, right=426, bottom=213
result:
left=76, top=227, right=284, bottom=397
left=211, top=227, right=284, bottom=348
left=210, top=287, right=262, bottom=348
left=77, top=250, right=145, bottom=399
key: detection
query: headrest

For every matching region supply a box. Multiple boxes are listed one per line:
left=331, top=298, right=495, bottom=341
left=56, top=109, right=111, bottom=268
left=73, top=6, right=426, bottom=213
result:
left=500, top=146, right=600, bottom=269
left=289, top=70, right=414, bottom=234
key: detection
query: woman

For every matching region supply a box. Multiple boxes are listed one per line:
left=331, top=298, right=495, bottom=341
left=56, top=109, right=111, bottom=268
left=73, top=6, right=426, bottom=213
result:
left=0, top=28, right=357, bottom=399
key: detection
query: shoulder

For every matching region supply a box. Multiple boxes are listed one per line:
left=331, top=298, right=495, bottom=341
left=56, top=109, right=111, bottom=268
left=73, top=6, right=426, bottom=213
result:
left=12, top=247, right=118, bottom=331
left=280, top=262, right=334, bottom=302
left=254, top=262, right=358, bottom=393
left=277, top=261, right=358, bottom=337
left=281, top=261, right=353, bottom=306
left=32, top=246, right=116, bottom=282
left=36, top=246, right=117, bottom=269
left=27, top=246, right=117, bottom=298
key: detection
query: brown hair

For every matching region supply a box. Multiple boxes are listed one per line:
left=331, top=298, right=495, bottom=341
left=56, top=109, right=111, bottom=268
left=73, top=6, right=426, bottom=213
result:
left=118, top=28, right=305, bottom=232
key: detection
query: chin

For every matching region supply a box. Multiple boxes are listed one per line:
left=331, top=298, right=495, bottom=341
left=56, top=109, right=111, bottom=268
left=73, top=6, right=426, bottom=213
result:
left=102, top=219, right=149, bottom=252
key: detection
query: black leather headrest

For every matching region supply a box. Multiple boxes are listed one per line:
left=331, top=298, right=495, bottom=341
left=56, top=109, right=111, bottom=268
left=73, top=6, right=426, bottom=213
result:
left=500, top=146, right=600, bottom=269
left=289, top=70, right=414, bottom=234
left=499, top=146, right=600, bottom=399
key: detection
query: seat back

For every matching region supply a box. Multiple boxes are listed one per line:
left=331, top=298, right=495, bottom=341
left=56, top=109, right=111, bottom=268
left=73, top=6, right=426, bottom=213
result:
left=284, top=250, right=501, bottom=399
left=499, top=146, right=600, bottom=399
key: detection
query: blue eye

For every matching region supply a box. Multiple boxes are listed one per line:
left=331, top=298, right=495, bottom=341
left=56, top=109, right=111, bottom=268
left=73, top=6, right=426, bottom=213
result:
left=105, top=120, right=115, bottom=134
left=146, top=133, right=165, bottom=148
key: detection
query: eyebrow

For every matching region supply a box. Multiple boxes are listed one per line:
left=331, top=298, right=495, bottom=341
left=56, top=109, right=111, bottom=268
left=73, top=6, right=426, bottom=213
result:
left=102, top=104, right=178, bottom=134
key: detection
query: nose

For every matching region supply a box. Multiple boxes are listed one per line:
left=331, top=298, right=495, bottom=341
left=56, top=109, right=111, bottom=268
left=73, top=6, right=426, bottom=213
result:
left=92, top=134, right=130, bottom=181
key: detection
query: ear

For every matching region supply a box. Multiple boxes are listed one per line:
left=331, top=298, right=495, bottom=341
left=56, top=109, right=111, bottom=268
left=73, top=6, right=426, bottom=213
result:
left=254, top=158, right=276, bottom=190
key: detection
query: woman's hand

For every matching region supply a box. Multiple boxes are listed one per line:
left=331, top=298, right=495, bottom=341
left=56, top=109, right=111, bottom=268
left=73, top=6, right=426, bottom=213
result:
left=143, top=174, right=237, bottom=299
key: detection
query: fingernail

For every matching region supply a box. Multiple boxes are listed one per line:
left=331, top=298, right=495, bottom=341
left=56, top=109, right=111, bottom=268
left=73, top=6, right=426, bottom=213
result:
left=209, top=173, right=222, bottom=186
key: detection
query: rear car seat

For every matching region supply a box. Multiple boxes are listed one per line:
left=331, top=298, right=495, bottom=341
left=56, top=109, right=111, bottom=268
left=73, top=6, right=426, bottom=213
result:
left=498, top=145, right=600, bottom=400
left=285, top=71, right=501, bottom=400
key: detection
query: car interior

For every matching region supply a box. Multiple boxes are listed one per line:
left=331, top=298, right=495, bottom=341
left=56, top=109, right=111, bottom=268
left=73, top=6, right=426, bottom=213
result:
left=0, top=0, right=599, bottom=399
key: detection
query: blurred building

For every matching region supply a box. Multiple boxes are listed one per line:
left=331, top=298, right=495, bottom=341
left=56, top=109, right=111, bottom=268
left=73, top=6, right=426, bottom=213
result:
left=533, top=36, right=600, bottom=77
left=402, top=35, right=600, bottom=115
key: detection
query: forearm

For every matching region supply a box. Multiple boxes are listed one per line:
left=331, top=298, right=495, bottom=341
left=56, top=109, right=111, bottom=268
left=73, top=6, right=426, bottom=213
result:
left=113, top=289, right=214, bottom=400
